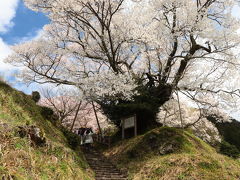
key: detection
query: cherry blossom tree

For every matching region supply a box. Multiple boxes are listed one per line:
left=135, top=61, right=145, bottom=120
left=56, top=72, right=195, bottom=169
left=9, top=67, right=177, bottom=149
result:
left=40, top=86, right=109, bottom=132
left=5, top=0, right=240, bottom=130
left=40, top=87, right=85, bottom=129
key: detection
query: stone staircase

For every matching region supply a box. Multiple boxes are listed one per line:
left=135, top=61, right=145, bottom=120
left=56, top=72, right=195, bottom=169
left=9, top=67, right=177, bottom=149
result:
left=83, top=147, right=128, bottom=180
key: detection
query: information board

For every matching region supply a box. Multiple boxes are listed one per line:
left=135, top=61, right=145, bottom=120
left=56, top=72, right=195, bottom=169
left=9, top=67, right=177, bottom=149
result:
left=124, top=116, right=135, bottom=129
left=121, top=114, right=137, bottom=139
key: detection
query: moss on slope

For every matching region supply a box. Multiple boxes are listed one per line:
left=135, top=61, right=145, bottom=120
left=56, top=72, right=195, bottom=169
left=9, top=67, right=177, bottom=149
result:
left=0, top=81, right=93, bottom=180
left=103, top=127, right=240, bottom=180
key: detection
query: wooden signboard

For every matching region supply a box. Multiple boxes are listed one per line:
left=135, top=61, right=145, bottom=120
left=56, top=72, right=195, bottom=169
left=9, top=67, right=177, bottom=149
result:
left=121, top=114, right=137, bottom=139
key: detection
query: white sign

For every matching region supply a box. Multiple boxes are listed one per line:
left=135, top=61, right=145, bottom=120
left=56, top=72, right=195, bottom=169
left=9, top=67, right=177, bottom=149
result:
left=122, top=114, right=137, bottom=139
left=123, top=116, right=135, bottom=129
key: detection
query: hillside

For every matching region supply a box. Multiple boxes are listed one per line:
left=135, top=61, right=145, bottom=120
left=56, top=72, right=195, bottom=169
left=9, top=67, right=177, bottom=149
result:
left=1, top=80, right=240, bottom=180
left=0, top=81, right=93, bottom=180
left=103, top=127, right=240, bottom=180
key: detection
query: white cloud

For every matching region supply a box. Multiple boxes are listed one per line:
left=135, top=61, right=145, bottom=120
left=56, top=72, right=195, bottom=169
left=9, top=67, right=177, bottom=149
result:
left=13, top=28, right=45, bottom=43
left=0, top=28, right=44, bottom=79
left=0, top=0, right=19, bottom=79
left=0, top=38, right=15, bottom=76
left=0, top=28, right=45, bottom=91
left=0, top=0, right=19, bottom=33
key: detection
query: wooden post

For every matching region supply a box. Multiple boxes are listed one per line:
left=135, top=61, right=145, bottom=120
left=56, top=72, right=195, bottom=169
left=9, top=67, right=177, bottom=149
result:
left=122, top=119, right=125, bottom=140
left=134, top=114, right=137, bottom=137
left=108, top=137, right=110, bottom=148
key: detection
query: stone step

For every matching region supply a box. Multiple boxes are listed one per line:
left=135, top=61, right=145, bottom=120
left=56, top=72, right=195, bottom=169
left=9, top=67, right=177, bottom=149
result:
left=88, top=162, right=111, bottom=165
left=90, top=166, right=115, bottom=169
left=88, top=160, right=108, bottom=162
left=87, top=155, right=105, bottom=158
left=95, top=174, right=127, bottom=177
left=88, top=157, right=105, bottom=160
left=95, top=172, right=125, bottom=176
left=90, top=165, right=117, bottom=168
left=96, top=177, right=128, bottom=180
left=93, top=168, right=122, bottom=173
left=88, top=161, right=115, bottom=168
left=95, top=173, right=125, bottom=176
left=94, top=171, right=126, bottom=174
left=89, top=165, right=116, bottom=168
left=86, top=158, right=108, bottom=162
left=95, top=175, right=127, bottom=178
left=95, top=173, right=127, bottom=176
left=86, top=156, right=105, bottom=159
left=96, top=178, right=128, bottom=180
left=87, top=161, right=111, bottom=165
left=93, top=169, right=120, bottom=172
left=94, top=168, right=126, bottom=173
left=83, top=147, right=128, bottom=180
left=91, top=167, right=118, bottom=170
left=96, top=177, right=127, bottom=179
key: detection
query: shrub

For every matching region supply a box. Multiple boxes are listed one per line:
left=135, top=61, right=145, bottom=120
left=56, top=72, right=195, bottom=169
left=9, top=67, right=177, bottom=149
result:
left=100, top=82, right=173, bottom=134
left=219, top=141, right=240, bottom=158
left=40, top=106, right=54, bottom=118
left=40, top=106, right=60, bottom=126
left=61, top=127, right=81, bottom=149
left=32, top=91, right=41, bottom=103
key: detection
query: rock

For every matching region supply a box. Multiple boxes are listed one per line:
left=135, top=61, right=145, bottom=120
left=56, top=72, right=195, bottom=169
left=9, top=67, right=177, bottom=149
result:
left=17, top=125, right=46, bottom=147
left=50, top=156, right=58, bottom=164
left=158, top=142, right=176, bottom=155
left=1, top=175, right=16, bottom=180
left=0, top=123, right=12, bottom=133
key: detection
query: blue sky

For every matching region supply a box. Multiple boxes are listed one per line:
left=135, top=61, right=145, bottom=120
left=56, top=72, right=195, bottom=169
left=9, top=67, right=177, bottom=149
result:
left=1, top=1, right=48, bottom=44
left=0, top=0, right=49, bottom=94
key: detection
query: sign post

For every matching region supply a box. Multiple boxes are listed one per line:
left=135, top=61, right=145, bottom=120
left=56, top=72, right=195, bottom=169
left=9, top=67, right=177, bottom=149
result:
left=121, top=114, right=137, bottom=139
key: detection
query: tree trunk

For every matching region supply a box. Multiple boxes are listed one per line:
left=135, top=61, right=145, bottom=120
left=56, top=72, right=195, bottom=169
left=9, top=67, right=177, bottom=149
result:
left=70, top=101, right=82, bottom=131
left=92, top=101, right=103, bottom=137
left=99, top=84, right=173, bottom=133
left=176, top=91, right=184, bottom=128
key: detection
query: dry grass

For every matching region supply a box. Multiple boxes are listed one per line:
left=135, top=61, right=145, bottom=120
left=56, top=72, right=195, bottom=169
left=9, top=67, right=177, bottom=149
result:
left=0, top=81, right=94, bottom=180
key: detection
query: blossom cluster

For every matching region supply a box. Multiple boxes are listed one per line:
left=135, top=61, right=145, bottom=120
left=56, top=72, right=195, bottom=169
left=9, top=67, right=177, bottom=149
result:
left=79, top=72, right=138, bottom=101
left=157, top=98, right=230, bottom=144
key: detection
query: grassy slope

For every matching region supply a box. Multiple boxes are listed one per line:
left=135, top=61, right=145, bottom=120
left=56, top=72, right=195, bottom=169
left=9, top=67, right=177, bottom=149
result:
left=103, top=127, right=240, bottom=180
left=0, top=81, right=93, bottom=180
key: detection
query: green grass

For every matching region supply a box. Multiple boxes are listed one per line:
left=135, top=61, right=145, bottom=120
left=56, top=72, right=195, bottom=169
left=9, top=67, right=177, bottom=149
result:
left=197, top=160, right=220, bottom=170
left=0, top=81, right=94, bottom=180
left=103, top=127, right=240, bottom=180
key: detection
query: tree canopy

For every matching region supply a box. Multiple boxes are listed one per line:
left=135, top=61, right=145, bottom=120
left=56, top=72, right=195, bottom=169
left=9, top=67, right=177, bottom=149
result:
left=5, top=0, right=240, bottom=129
